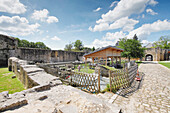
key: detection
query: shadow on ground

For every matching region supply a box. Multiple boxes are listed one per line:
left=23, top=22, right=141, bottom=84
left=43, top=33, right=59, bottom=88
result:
left=142, top=61, right=158, bottom=64
left=118, top=72, right=145, bottom=98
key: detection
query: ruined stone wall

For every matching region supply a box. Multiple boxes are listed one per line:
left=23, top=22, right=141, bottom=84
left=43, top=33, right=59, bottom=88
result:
left=0, top=34, right=18, bottom=66
left=16, top=48, right=52, bottom=63
left=51, top=50, right=84, bottom=62
left=0, top=34, right=85, bottom=66
left=8, top=57, right=62, bottom=89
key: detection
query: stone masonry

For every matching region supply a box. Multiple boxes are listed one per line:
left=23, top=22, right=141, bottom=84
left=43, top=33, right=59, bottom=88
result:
left=0, top=34, right=85, bottom=67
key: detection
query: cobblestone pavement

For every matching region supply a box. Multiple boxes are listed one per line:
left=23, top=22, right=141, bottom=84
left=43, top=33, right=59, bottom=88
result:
left=113, top=62, right=170, bottom=113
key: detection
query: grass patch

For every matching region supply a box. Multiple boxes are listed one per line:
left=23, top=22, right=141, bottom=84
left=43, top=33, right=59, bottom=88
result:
left=101, top=65, right=117, bottom=71
left=74, top=64, right=95, bottom=73
left=136, top=61, right=143, bottom=66
left=74, top=68, right=95, bottom=73
left=102, top=84, right=118, bottom=93
left=158, top=62, right=170, bottom=68
left=0, top=67, right=25, bottom=94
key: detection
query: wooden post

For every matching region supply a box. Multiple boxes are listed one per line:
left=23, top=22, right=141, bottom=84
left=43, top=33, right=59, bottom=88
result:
left=70, top=71, right=72, bottom=85
left=126, top=67, right=130, bottom=86
left=119, top=56, right=121, bottom=65
left=85, top=57, right=87, bottom=67
left=109, top=70, right=112, bottom=92
left=105, top=57, right=107, bottom=66
left=98, top=57, right=100, bottom=65
left=92, top=57, right=94, bottom=65
left=98, top=69, right=100, bottom=93
left=111, top=57, right=114, bottom=66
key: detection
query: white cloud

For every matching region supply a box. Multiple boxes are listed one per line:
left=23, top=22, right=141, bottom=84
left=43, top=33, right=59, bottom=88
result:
left=103, top=31, right=126, bottom=40
left=146, top=8, right=158, bottom=15
left=31, top=9, right=59, bottom=23
left=51, top=36, right=61, bottom=41
left=96, top=0, right=150, bottom=24
left=148, top=0, right=158, bottom=6
left=141, top=40, right=149, bottom=45
left=89, top=23, right=109, bottom=32
left=47, top=16, right=59, bottom=23
left=128, top=20, right=170, bottom=39
left=109, top=17, right=139, bottom=31
left=0, top=0, right=26, bottom=14
left=93, top=7, right=102, bottom=12
left=32, top=9, right=48, bottom=21
left=88, top=31, right=126, bottom=48
left=110, top=1, right=119, bottom=8
left=90, top=17, right=139, bottom=32
left=92, top=39, right=114, bottom=48
left=0, top=15, right=40, bottom=36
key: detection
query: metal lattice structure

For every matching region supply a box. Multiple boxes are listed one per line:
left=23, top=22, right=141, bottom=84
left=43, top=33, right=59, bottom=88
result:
left=70, top=71, right=100, bottom=93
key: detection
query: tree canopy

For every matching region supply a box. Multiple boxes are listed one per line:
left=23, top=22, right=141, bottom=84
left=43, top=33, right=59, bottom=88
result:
left=74, top=40, right=83, bottom=51
left=118, top=36, right=145, bottom=61
left=16, top=38, right=51, bottom=50
left=153, top=36, right=170, bottom=49
left=64, top=43, right=73, bottom=51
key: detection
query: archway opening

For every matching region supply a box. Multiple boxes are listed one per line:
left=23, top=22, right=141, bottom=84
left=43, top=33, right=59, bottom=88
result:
left=145, top=54, right=153, bottom=61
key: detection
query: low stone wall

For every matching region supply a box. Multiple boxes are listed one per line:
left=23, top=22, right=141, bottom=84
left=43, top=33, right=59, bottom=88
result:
left=8, top=57, right=62, bottom=89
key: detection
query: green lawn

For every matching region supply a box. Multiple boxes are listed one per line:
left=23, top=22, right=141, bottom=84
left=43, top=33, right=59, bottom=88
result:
left=136, top=61, right=143, bottom=66
left=74, top=68, right=95, bottom=73
left=0, top=67, right=25, bottom=94
left=101, top=65, right=117, bottom=71
left=74, top=64, right=95, bottom=73
left=158, top=62, right=170, bottom=68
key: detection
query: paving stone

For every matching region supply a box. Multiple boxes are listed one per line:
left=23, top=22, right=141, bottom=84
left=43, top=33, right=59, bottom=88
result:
left=112, top=63, right=170, bottom=113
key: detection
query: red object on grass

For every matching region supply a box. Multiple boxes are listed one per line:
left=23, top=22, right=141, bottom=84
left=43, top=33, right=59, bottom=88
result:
left=135, top=70, right=141, bottom=81
left=66, top=76, right=70, bottom=79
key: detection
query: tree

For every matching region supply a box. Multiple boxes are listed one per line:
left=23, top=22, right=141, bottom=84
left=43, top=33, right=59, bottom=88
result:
left=153, top=36, right=170, bottom=49
left=83, top=47, right=91, bottom=53
left=64, top=43, right=73, bottom=51
left=74, top=40, right=83, bottom=51
left=92, top=46, right=95, bottom=51
left=133, top=34, right=138, bottom=40
left=119, top=37, right=145, bottom=61
left=15, top=38, right=50, bottom=49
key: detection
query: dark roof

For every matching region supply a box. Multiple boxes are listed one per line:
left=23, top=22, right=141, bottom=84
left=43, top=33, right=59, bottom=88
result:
left=84, top=45, right=124, bottom=57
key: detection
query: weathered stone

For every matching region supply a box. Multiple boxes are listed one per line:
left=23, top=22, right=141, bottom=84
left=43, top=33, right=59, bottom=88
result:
left=38, top=95, right=48, bottom=100
left=0, top=98, right=28, bottom=112
left=58, top=105, right=78, bottom=113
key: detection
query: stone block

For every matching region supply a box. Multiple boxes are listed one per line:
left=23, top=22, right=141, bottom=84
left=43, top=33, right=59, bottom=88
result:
left=0, top=98, right=28, bottom=112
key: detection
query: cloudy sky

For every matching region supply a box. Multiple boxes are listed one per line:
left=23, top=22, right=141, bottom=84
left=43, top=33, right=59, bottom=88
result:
left=0, top=0, right=170, bottom=49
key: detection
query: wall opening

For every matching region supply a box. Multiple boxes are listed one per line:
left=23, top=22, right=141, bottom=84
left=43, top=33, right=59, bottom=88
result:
left=145, top=54, right=153, bottom=61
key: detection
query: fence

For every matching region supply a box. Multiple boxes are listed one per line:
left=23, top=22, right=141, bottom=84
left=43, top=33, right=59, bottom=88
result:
left=109, top=63, right=138, bottom=92
left=70, top=71, right=100, bottom=93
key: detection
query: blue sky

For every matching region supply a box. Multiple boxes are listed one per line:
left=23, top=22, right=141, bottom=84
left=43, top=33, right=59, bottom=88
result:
left=0, top=0, right=170, bottom=50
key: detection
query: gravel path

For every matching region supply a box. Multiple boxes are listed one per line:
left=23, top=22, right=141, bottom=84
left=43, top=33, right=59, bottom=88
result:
left=113, top=62, right=170, bottom=113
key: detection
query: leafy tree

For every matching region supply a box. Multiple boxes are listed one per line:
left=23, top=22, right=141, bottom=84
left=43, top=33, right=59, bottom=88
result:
left=119, top=37, right=145, bottom=61
left=64, top=43, right=73, bottom=51
left=74, top=40, right=83, bottom=51
left=15, top=38, right=50, bottom=49
left=153, top=36, right=170, bottom=49
left=133, top=34, right=138, bottom=40
left=92, top=46, right=95, bottom=51
left=83, top=47, right=91, bottom=53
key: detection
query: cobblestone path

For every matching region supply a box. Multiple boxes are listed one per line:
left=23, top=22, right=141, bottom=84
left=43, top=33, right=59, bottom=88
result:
left=113, top=62, right=170, bottom=113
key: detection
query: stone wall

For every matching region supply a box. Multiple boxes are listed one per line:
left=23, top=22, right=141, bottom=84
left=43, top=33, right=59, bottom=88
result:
left=8, top=57, right=62, bottom=89
left=0, top=34, right=18, bottom=66
left=0, top=34, right=85, bottom=66
left=143, top=47, right=170, bottom=61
